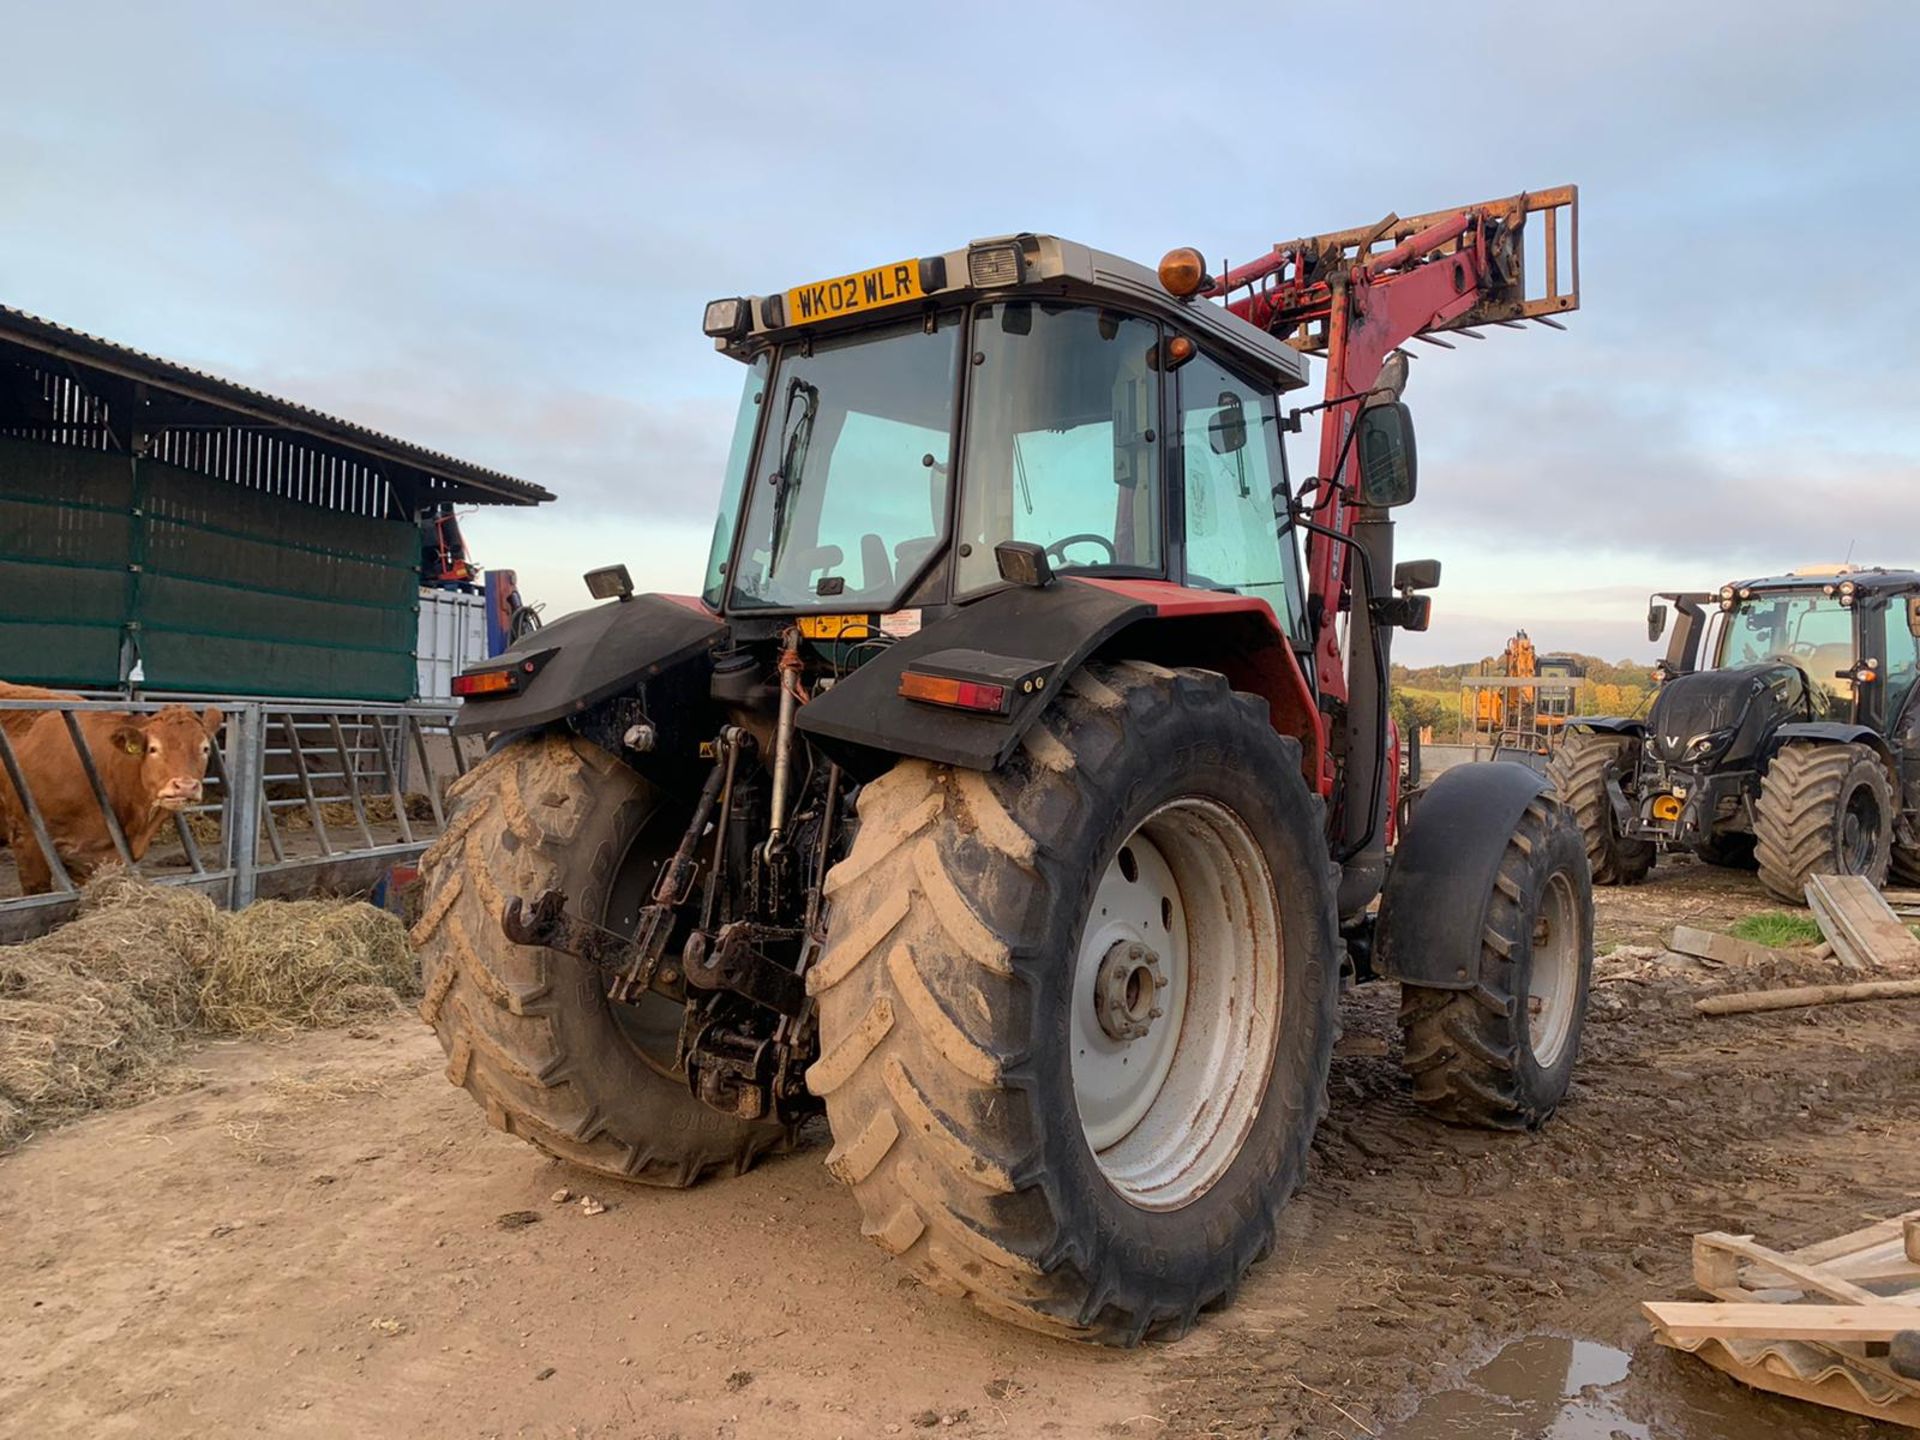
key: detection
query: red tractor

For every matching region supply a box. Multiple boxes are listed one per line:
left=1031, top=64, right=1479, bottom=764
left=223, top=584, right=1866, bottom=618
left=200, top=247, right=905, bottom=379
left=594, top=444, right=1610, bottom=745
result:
left=420, top=189, right=1592, bottom=1343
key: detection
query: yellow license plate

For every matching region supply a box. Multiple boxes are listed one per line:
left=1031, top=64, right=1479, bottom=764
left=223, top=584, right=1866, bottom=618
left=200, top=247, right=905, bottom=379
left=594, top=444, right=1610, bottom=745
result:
left=797, top=614, right=878, bottom=640
left=1652, top=794, right=1683, bottom=822
left=786, top=260, right=923, bottom=325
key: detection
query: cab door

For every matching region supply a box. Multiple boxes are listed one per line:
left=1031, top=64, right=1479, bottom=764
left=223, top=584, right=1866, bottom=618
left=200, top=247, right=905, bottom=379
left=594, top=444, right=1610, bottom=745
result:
left=1174, top=352, right=1306, bottom=644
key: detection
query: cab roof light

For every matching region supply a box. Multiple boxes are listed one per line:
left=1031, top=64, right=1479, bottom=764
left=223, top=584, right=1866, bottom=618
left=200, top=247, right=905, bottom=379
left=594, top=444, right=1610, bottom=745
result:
left=967, top=243, right=1025, bottom=289
left=703, top=297, right=750, bottom=339
left=1157, top=247, right=1211, bottom=299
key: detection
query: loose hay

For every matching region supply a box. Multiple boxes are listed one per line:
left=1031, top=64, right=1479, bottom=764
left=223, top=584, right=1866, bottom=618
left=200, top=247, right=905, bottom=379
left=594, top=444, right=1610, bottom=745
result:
left=202, top=898, right=415, bottom=1033
left=0, top=875, right=419, bottom=1149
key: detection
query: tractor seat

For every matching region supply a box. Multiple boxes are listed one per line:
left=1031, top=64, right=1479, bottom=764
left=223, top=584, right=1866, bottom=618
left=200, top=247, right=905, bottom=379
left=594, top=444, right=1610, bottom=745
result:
left=1805, top=643, right=1857, bottom=717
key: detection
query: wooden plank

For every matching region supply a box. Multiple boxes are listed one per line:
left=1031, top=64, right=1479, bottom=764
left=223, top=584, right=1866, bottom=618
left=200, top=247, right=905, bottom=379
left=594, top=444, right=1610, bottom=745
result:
left=1695, top=979, right=1920, bottom=1015
left=1644, top=1301, right=1920, bottom=1343
left=1806, top=880, right=1871, bottom=971
left=1771, top=1238, right=1920, bottom=1288
left=1669, top=925, right=1783, bottom=965
left=1791, top=1211, right=1920, bottom=1268
left=1676, top=1340, right=1920, bottom=1427
left=1829, top=875, right=1920, bottom=964
left=1807, top=873, right=1920, bottom=969
left=1693, top=1233, right=1884, bottom=1306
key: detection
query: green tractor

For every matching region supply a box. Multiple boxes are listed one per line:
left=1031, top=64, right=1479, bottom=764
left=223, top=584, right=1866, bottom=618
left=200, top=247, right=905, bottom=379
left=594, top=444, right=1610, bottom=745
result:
left=1550, top=569, right=1920, bottom=902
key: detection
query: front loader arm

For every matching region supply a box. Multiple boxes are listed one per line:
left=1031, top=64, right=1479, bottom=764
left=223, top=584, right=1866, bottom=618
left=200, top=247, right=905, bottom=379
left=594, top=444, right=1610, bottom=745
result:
left=1208, top=186, right=1579, bottom=701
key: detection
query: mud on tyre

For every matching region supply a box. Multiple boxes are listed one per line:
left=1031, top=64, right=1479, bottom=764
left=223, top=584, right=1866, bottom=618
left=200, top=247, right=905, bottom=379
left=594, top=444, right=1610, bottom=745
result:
left=1398, top=792, right=1593, bottom=1130
left=806, top=660, right=1339, bottom=1345
left=1546, top=730, right=1654, bottom=886
left=412, top=733, right=790, bottom=1185
left=1754, top=740, right=1895, bottom=904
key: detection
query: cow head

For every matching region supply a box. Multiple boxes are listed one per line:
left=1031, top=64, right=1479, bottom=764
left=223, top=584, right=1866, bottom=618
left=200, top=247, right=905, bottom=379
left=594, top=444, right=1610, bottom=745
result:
left=109, top=706, right=225, bottom=811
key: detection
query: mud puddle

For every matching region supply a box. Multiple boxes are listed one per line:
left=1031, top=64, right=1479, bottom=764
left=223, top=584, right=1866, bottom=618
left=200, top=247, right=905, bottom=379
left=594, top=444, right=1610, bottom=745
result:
left=1386, top=1334, right=1778, bottom=1440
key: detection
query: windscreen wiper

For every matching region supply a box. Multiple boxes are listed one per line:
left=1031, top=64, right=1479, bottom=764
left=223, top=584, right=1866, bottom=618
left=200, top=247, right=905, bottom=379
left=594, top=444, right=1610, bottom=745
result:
left=768, top=378, right=818, bottom=565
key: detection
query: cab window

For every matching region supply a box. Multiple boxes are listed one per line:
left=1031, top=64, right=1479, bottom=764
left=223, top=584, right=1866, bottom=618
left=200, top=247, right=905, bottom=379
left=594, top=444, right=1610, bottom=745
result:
left=1178, top=353, right=1304, bottom=640
left=1883, top=601, right=1920, bottom=722
left=955, top=301, right=1162, bottom=592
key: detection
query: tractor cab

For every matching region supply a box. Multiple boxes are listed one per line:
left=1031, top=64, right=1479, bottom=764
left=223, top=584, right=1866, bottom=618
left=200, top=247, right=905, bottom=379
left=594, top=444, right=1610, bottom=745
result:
left=1694, top=570, right=1920, bottom=728
left=700, top=235, right=1317, bottom=647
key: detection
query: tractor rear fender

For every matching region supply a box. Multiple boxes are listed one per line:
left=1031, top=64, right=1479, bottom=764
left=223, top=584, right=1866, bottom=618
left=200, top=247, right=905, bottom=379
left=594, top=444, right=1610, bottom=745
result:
left=448, top=593, right=723, bottom=737
left=1566, top=716, right=1646, bottom=738
left=1768, top=722, right=1898, bottom=779
left=1373, top=761, right=1554, bottom=993
left=796, top=578, right=1326, bottom=786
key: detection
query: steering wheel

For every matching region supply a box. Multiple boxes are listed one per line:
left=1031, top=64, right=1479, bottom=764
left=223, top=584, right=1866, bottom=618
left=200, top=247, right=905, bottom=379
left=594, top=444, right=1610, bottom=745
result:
left=1044, top=533, right=1117, bottom=565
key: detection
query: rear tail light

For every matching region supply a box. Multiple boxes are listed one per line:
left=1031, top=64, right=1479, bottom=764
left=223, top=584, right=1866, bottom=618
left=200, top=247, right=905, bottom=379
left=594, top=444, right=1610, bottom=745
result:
left=452, top=669, right=517, bottom=698
left=451, top=649, right=553, bottom=699
left=899, top=671, right=1009, bottom=714
left=896, top=649, right=1054, bottom=718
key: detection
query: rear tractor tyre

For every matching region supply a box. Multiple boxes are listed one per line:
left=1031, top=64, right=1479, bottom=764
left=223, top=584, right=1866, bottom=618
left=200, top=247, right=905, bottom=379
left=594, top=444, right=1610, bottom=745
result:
left=1754, top=742, right=1895, bottom=904
left=1545, top=731, right=1654, bottom=886
left=1890, top=840, right=1920, bottom=888
left=808, top=661, right=1339, bottom=1345
left=1398, top=793, right=1594, bottom=1130
left=412, top=733, right=791, bottom=1186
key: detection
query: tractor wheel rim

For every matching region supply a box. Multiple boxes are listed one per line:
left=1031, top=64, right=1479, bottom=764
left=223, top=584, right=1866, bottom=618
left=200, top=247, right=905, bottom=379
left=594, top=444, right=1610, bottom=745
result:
left=1842, top=786, right=1880, bottom=872
left=1529, top=869, right=1579, bottom=1069
left=1069, top=797, right=1283, bottom=1212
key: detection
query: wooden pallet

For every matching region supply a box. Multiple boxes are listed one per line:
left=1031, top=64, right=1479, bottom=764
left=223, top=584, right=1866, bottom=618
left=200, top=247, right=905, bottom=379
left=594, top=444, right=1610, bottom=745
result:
left=1643, top=1212, right=1920, bottom=1428
left=1806, top=874, right=1920, bottom=971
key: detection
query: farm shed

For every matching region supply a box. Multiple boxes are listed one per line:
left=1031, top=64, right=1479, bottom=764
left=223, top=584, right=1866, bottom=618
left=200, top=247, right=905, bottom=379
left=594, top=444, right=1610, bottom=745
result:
left=0, top=304, right=553, bottom=700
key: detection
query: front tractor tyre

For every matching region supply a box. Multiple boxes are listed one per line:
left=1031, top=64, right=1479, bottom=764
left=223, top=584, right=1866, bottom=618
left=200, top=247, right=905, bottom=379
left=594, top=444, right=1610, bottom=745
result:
left=1545, top=731, right=1654, bottom=886
left=1399, top=793, right=1594, bottom=1130
left=412, top=733, right=791, bottom=1186
left=1754, top=741, right=1895, bottom=904
left=807, top=661, right=1339, bottom=1345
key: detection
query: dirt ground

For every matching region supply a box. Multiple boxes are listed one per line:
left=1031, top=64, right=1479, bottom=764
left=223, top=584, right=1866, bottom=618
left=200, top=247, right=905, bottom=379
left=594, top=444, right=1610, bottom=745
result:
left=3, top=857, right=1917, bottom=1439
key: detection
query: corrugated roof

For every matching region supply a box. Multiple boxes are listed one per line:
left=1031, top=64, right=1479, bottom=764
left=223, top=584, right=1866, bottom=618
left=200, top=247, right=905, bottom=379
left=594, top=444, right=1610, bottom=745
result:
left=0, top=303, right=554, bottom=506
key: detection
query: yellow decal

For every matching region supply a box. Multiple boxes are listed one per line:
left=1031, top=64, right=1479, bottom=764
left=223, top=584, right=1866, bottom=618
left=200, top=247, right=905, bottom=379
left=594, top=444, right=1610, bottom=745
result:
left=798, top=614, right=879, bottom=641
left=785, top=260, right=923, bottom=325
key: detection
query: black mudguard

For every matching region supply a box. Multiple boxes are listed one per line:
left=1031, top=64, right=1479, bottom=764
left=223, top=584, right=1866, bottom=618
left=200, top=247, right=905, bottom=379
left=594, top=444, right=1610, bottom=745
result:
left=1373, top=761, right=1553, bottom=992
left=450, top=594, right=723, bottom=736
left=1768, top=722, right=1898, bottom=774
left=796, top=580, right=1151, bottom=779
left=1771, top=721, right=1888, bottom=752
left=1567, top=716, right=1645, bottom=738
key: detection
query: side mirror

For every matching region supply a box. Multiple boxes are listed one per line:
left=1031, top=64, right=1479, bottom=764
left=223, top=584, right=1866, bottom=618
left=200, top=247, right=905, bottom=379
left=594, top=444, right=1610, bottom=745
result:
left=1394, top=558, right=1442, bottom=592
left=1907, top=596, right=1920, bottom=637
left=1648, top=602, right=1669, bottom=643
left=1353, top=401, right=1418, bottom=508
left=1208, top=393, right=1248, bottom=454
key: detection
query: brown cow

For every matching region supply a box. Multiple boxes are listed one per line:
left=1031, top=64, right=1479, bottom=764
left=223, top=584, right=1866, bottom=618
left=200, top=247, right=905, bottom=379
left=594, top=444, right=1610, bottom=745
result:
left=0, top=679, right=81, bottom=741
left=0, top=704, right=224, bottom=895
left=0, top=681, right=84, bottom=852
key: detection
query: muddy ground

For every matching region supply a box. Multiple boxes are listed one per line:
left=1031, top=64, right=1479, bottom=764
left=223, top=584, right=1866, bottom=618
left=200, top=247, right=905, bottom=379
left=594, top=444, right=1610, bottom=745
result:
left=3, top=858, right=1917, bottom=1438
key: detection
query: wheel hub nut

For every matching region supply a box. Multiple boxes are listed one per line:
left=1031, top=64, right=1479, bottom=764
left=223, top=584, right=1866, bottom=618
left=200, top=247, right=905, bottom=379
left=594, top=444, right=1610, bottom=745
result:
left=1094, top=941, right=1166, bottom=1042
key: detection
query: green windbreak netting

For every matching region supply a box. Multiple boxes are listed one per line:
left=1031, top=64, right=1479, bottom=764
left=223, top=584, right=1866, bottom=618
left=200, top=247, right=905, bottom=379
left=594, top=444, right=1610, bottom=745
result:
left=0, top=438, right=420, bottom=698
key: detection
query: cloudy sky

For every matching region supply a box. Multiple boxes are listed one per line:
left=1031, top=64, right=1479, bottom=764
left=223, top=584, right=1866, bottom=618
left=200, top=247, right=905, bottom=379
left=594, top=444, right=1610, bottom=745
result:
left=6, top=1, right=1917, bottom=662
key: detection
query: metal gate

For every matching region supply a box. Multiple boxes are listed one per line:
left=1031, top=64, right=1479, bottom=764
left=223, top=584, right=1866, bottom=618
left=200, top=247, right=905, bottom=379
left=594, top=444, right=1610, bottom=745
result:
left=0, top=693, right=474, bottom=943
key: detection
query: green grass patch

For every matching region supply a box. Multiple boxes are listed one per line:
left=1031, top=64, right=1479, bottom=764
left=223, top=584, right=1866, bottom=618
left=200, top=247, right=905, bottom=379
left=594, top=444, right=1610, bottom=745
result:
left=1727, top=911, right=1823, bottom=948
